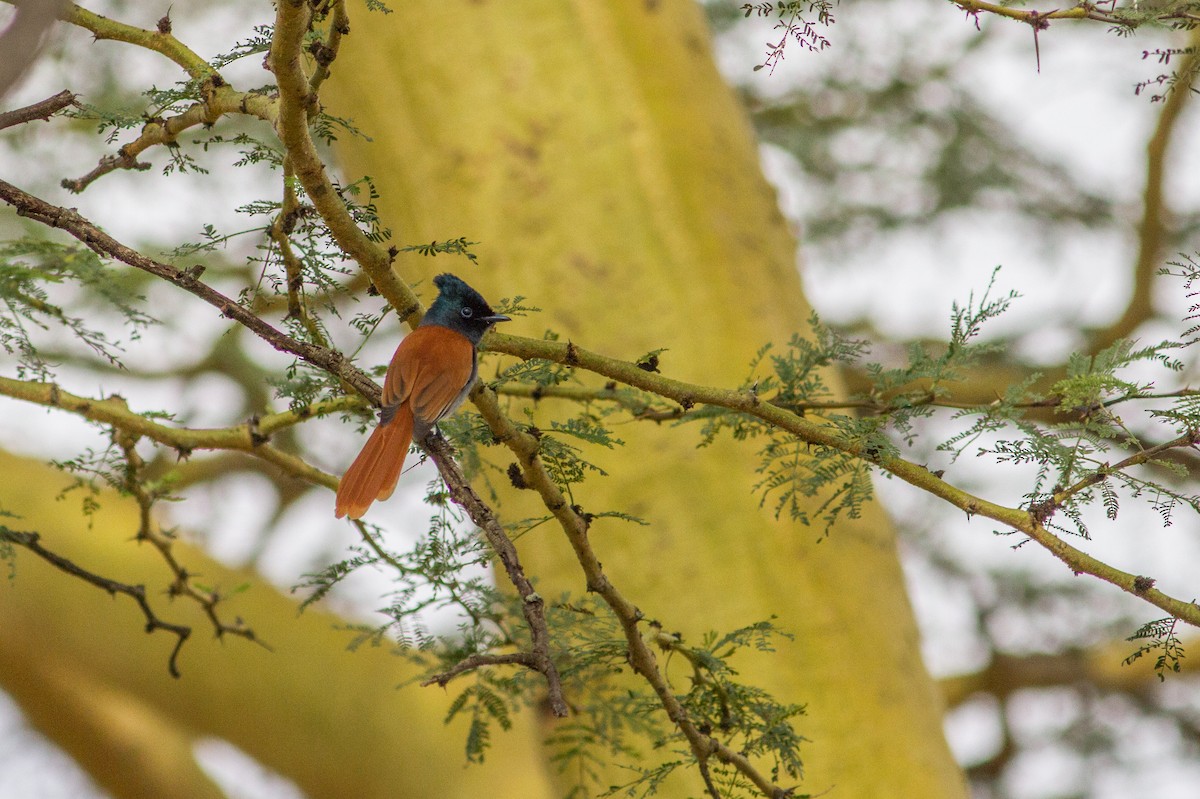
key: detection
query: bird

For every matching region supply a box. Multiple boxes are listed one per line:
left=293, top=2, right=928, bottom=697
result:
left=335, top=273, right=510, bottom=519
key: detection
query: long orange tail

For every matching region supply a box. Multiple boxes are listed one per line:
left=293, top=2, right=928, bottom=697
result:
left=334, top=407, right=414, bottom=519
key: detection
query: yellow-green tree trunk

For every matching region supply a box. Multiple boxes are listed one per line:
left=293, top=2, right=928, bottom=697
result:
left=329, top=2, right=966, bottom=797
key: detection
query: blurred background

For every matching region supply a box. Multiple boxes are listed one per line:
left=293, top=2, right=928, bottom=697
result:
left=1, top=1, right=1198, bottom=797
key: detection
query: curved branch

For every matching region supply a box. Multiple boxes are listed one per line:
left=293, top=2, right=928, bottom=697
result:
left=0, top=374, right=350, bottom=488
left=62, top=85, right=279, bottom=193
left=1090, top=28, right=1200, bottom=354
left=55, top=2, right=217, bottom=80
left=268, top=0, right=416, bottom=323
left=0, top=525, right=192, bottom=677
left=472, top=386, right=791, bottom=798
left=483, top=331, right=1200, bottom=629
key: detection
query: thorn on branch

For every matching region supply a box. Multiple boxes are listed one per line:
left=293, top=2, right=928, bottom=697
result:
left=1026, top=8, right=1055, bottom=73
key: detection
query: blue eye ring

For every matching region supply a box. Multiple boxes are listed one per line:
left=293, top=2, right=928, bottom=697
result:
left=460, top=307, right=474, bottom=318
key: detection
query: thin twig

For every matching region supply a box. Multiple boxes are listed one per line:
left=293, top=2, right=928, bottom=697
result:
left=0, top=525, right=192, bottom=677
left=110, top=422, right=271, bottom=653
left=423, top=428, right=570, bottom=717
left=308, top=0, right=349, bottom=95
left=1090, top=27, right=1200, bottom=354
left=421, top=652, right=538, bottom=688
left=62, top=86, right=278, bottom=193
left=0, top=90, right=76, bottom=131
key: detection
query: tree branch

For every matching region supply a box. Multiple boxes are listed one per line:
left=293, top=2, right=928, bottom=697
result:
left=951, top=1, right=1130, bottom=27
left=422, top=428, right=570, bottom=717
left=308, top=0, right=349, bottom=95
left=49, top=2, right=218, bottom=80
left=108, top=424, right=271, bottom=656
left=266, top=0, right=571, bottom=718
left=0, top=374, right=350, bottom=487
left=483, top=331, right=1200, bottom=629
left=0, top=525, right=192, bottom=677
left=62, top=85, right=279, bottom=193
left=1090, top=27, right=1200, bottom=354
left=0, top=177, right=376, bottom=394
left=420, top=651, right=538, bottom=688
left=472, top=387, right=793, bottom=798
left=941, top=639, right=1200, bottom=708
left=0, top=90, right=76, bottom=131
left=268, top=0, right=415, bottom=323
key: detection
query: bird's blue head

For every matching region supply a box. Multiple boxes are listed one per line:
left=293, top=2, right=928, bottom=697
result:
left=421, top=273, right=510, bottom=344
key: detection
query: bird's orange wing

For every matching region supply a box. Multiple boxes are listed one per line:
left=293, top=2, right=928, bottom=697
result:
left=383, top=325, right=477, bottom=426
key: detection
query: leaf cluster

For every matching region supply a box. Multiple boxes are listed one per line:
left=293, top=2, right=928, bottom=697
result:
left=1123, top=616, right=1186, bottom=681
left=683, top=267, right=1200, bottom=546
left=0, top=239, right=155, bottom=379
left=537, top=606, right=806, bottom=799
left=674, top=621, right=806, bottom=784
left=297, top=496, right=500, bottom=643
left=740, top=2, right=836, bottom=74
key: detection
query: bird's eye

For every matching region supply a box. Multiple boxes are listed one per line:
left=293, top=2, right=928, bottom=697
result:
left=460, top=307, right=474, bottom=318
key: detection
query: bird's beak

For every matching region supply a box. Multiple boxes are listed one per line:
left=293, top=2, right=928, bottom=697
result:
left=483, top=314, right=511, bottom=325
